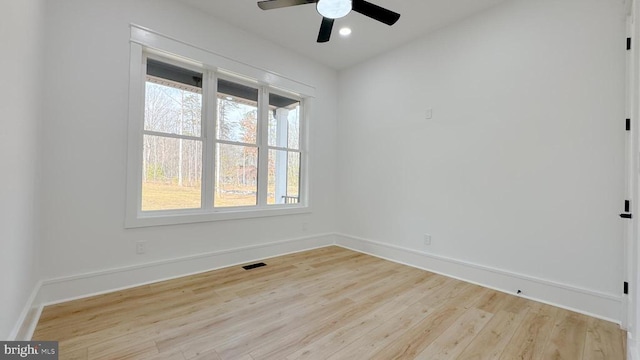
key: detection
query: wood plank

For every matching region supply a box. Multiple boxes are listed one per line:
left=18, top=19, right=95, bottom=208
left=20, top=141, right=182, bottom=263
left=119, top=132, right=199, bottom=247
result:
left=542, top=309, right=588, bottom=360
left=87, top=339, right=158, bottom=360
left=250, top=273, right=437, bottom=360
left=475, top=290, right=514, bottom=315
left=368, top=305, right=467, bottom=360
left=57, top=347, right=87, bottom=360
left=171, top=292, right=318, bottom=358
left=456, top=309, right=528, bottom=360
left=414, top=308, right=493, bottom=359
left=583, top=317, right=625, bottom=360
left=155, top=292, right=310, bottom=353
left=498, top=304, right=558, bottom=360
left=214, top=298, right=355, bottom=359
left=283, top=297, right=411, bottom=360
left=251, top=297, right=386, bottom=359
left=145, top=349, right=186, bottom=360
left=325, top=300, right=443, bottom=360
left=186, top=349, right=221, bottom=360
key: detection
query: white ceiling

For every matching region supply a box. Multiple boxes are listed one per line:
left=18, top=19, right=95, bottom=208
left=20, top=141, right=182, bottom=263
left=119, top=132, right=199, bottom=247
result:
left=176, top=0, right=509, bottom=69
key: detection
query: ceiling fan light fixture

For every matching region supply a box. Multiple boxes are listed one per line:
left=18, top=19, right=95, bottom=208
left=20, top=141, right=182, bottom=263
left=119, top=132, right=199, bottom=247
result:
left=316, top=0, right=352, bottom=19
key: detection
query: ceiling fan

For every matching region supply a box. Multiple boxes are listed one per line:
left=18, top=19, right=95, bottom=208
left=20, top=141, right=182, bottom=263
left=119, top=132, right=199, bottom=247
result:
left=257, top=0, right=401, bottom=43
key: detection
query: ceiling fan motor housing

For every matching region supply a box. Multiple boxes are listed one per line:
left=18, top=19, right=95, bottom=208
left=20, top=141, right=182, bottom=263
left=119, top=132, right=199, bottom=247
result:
left=316, top=0, right=352, bottom=19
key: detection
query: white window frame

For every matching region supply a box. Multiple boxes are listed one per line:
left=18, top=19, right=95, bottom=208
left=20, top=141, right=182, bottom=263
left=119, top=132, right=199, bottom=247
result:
left=125, top=25, right=313, bottom=228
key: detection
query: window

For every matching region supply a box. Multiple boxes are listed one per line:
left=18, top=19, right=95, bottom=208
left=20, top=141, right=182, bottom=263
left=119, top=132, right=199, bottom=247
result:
left=215, top=78, right=302, bottom=208
left=142, top=59, right=203, bottom=211
left=126, top=26, right=312, bottom=227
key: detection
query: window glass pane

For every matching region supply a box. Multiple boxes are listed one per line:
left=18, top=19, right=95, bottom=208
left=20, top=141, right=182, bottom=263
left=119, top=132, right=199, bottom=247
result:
left=268, top=95, right=300, bottom=150
left=142, top=135, right=202, bottom=211
left=268, top=150, right=300, bottom=205
left=215, top=143, right=258, bottom=207
left=217, top=79, right=258, bottom=144
left=144, top=77, right=202, bottom=137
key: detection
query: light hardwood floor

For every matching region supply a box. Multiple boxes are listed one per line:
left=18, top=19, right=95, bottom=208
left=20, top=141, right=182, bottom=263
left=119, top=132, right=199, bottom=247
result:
left=33, top=246, right=626, bottom=360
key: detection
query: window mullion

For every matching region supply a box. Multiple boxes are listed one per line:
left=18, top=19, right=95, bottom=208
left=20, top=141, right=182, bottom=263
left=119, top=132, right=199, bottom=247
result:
left=141, top=130, right=202, bottom=142
left=257, top=87, right=269, bottom=206
left=216, top=139, right=259, bottom=148
left=268, top=145, right=301, bottom=152
left=202, top=70, right=216, bottom=210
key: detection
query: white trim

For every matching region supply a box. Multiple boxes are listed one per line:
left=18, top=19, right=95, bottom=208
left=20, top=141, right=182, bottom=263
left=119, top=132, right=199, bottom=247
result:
left=628, top=2, right=640, bottom=359
left=630, top=332, right=639, bottom=360
left=125, top=42, right=145, bottom=229
left=257, top=87, right=269, bottom=206
left=37, top=233, right=335, bottom=305
left=130, top=25, right=315, bottom=97
left=623, top=1, right=638, bottom=333
left=335, top=233, right=623, bottom=323
left=300, top=97, right=310, bottom=209
left=127, top=205, right=312, bottom=228
left=203, top=70, right=216, bottom=211
left=9, top=281, right=42, bottom=340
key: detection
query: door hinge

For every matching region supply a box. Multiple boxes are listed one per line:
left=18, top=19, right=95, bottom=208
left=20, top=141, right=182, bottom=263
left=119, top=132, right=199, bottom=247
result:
left=622, top=200, right=632, bottom=218
left=626, top=118, right=631, bottom=131
left=628, top=37, right=632, bottom=50
left=624, top=281, right=629, bottom=295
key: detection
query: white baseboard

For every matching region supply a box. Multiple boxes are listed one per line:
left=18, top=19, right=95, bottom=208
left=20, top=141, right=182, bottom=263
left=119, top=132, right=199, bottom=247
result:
left=9, top=281, right=42, bottom=340
left=335, top=233, right=622, bottom=324
left=37, top=233, right=336, bottom=306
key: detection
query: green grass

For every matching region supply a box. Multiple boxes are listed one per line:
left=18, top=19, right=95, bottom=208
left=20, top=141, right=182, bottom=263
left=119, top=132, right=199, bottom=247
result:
left=142, top=182, right=299, bottom=211
left=142, top=183, right=202, bottom=211
left=142, top=182, right=273, bottom=210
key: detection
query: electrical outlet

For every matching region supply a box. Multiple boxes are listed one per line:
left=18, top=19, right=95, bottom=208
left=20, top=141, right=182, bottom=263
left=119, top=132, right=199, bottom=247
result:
left=136, top=241, right=146, bottom=255
left=424, top=234, right=431, bottom=246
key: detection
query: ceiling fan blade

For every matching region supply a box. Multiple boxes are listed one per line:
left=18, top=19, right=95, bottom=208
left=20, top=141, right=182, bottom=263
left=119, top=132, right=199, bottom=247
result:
left=352, top=0, right=400, bottom=26
left=317, top=17, right=334, bottom=43
left=257, top=0, right=316, bottom=10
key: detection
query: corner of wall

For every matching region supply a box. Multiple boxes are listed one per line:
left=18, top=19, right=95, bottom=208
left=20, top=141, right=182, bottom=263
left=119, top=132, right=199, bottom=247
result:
left=9, top=281, right=43, bottom=340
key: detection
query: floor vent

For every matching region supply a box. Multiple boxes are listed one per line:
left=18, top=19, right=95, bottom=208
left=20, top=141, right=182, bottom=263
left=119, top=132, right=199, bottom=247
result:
left=242, top=262, right=267, bottom=270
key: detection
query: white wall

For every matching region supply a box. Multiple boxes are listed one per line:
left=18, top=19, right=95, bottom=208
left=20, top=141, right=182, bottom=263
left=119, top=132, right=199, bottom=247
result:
left=39, top=0, right=337, bottom=281
left=0, top=0, right=44, bottom=339
left=338, top=0, right=626, bottom=312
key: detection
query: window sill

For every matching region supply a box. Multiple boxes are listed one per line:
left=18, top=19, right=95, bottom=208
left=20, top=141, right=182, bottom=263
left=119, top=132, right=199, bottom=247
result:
left=125, top=205, right=311, bottom=228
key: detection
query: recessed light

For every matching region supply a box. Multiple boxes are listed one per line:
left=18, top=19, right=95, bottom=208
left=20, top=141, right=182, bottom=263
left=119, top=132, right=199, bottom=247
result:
left=339, top=27, right=352, bottom=36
